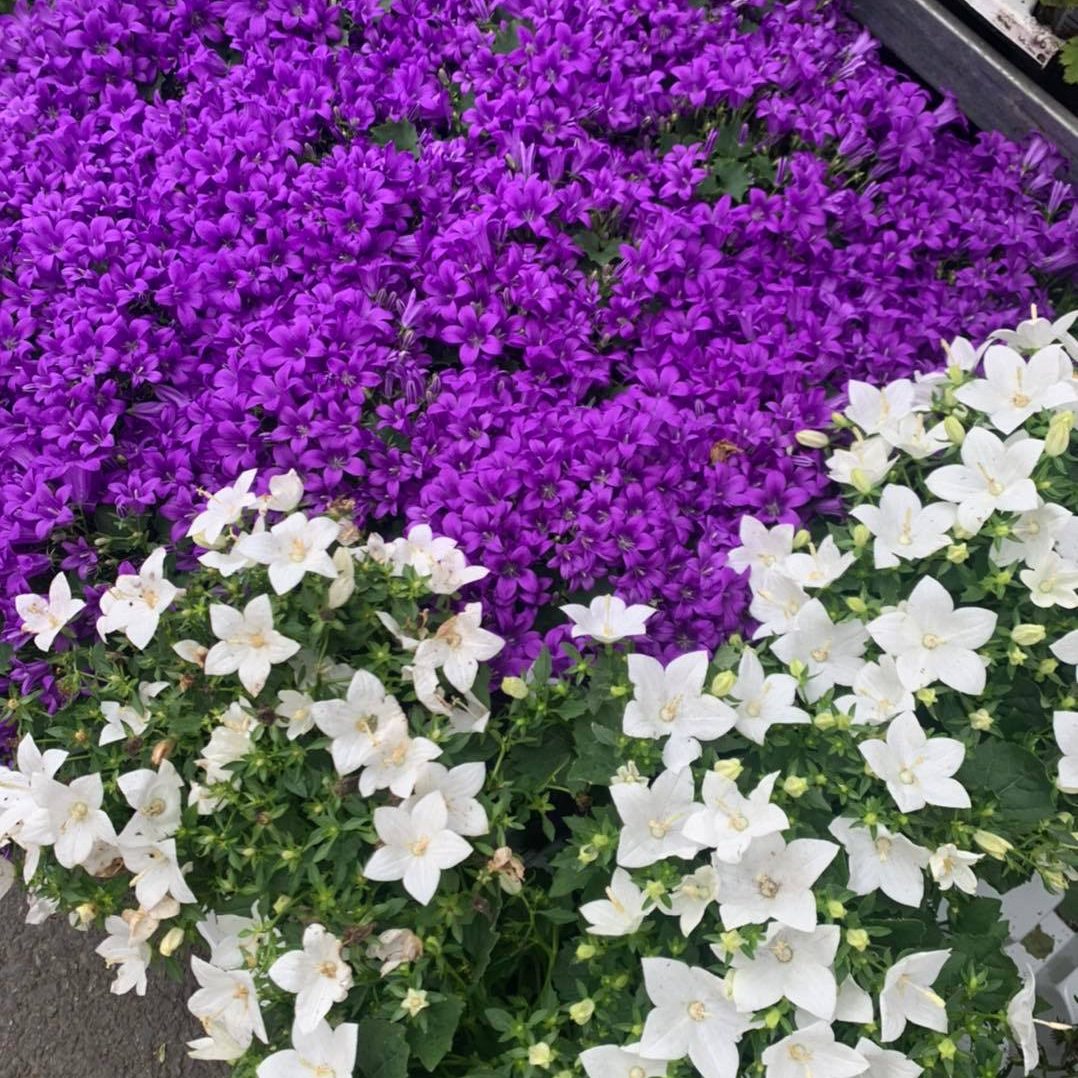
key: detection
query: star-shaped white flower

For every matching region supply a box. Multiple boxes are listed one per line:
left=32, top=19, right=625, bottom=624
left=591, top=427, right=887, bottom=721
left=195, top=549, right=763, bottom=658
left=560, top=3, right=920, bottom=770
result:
left=188, top=469, right=258, bottom=545
left=928, top=843, right=982, bottom=894
left=15, top=572, right=85, bottom=651
left=1020, top=552, right=1078, bottom=608
left=275, top=689, right=316, bottom=740
left=95, top=915, right=151, bottom=997
left=256, top=1021, right=358, bottom=1078
left=638, top=958, right=758, bottom=1078
left=955, top=343, right=1075, bottom=434
left=990, top=501, right=1072, bottom=568
left=234, top=512, right=340, bottom=594
left=612, top=768, right=702, bottom=868
left=783, top=536, right=855, bottom=589
left=27, top=772, right=117, bottom=869
left=561, top=595, right=656, bottom=644
left=827, top=436, right=894, bottom=490
left=268, top=924, right=354, bottom=1033
left=1051, top=629, right=1078, bottom=677
left=1053, top=710, right=1078, bottom=793
left=844, top=379, right=918, bottom=441
left=204, top=594, right=300, bottom=697
left=879, top=950, right=950, bottom=1041
left=664, top=864, right=720, bottom=936
left=867, top=576, right=996, bottom=694
left=1006, top=966, right=1040, bottom=1076
left=850, top=485, right=955, bottom=570
left=749, top=572, right=810, bottom=639
left=770, top=599, right=868, bottom=703
left=99, top=680, right=168, bottom=746
left=579, top=1044, right=668, bottom=1078
left=718, top=833, right=839, bottom=931
left=682, top=770, right=788, bottom=863
left=727, top=518, right=795, bottom=581
left=580, top=868, right=654, bottom=937
left=121, top=838, right=197, bottom=908
left=828, top=817, right=929, bottom=907
left=406, top=762, right=489, bottom=837
left=858, top=712, right=970, bottom=813
left=413, top=602, right=504, bottom=693
left=834, top=656, right=914, bottom=727
left=96, top=548, right=181, bottom=649
left=727, top=649, right=809, bottom=744
left=762, top=1022, right=868, bottom=1078
left=187, top=956, right=268, bottom=1049
left=356, top=714, right=441, bottom=799
left=311, top=670, right=406, bottom=776
left=623, top=651, right=736, bottom=768
left=925, top=428, right=1042, bottom=534
left=364, top=791, right=471, bottom=905
left=728, top=923, right=840, bottom=1020
left=854, top=1039, right=923, bottom=1078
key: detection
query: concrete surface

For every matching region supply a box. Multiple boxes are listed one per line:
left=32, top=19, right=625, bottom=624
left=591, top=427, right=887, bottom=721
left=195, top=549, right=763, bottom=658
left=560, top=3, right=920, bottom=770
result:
left=0, top=888, right=228, bottom=1078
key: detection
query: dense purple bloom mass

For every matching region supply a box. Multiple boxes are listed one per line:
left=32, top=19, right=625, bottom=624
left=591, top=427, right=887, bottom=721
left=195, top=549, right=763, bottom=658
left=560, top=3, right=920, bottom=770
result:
left=0, top=0, right=1076, bottom=683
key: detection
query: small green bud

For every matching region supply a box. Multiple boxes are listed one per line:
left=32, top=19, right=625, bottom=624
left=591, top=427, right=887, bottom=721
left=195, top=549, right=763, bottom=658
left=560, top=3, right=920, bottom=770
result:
left=973, top=829, right=1013, bottom=860
left=764, top=1008, right=783, bottom=1030
left=788, top=659, right=807, bottom=680
left=795, top=429, right=830, bottom=449
left=527, top=1043, right=553, bottom=1069
left=846, top=928, right=869, bottom=952
left=710, top=670, right=737, bottom=696
left=1007, top=646, right=1027, bottom=667
left=845, top=595, right=868, bottom=615
left=713, top=758, right=743, bottom=781
left=968, top=709, right=993, bottom=731
left=500, top=676, right=529, bottom=699
left=943, top=415, right=965, bottom=446
left=576, top=942, right=597, bottom=961
left=826, top=900, right=847, bottom=920
left=915, top=687, right=937, bottom=706
left=577, top=843, right=599, bottom=865
left=851, top=524, right=871, bottom=548
left=1045, top=410, right=1074, bottom=457
left=813, top=710, right=835, bottom=731
left=718, top=929, right=745, bottom=956
left=1038, top=658, right=1059, bottom=677
left=793, top=528, right=812, bottom=550
left=945, top=542, right=969, bottom=564
left=783, top=775, right=809, bottom=798
left=938, top=1038, right=957, bottom=1062
left=568, top=999, right=595, bottom=1025
left=1011, top=623, right=1046, bottom=646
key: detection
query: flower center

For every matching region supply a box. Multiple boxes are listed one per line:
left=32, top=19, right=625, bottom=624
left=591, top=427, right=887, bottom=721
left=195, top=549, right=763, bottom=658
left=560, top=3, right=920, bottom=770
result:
left=921, top=633, right=940, bottom=649
left=875, top=836, right=893, bottom=860
left=629, top=1069, right=646, bottom=1078
left=1011, top=391, right=1031, bottom=408
left=318, top=960, right=339, bottom=979
left=659, top=695, right=682, bottom=723
left=143, top=587, right=159, bottom=608
left=687, top=1000, right=708, bottom=1022
left=69, top=801, right=89, bottom=822
left=788, top=1043, right=812, bottom=1063
left=144, top=797, right=166, bottom=818
left=409, top=837, right=430, bottom=857
left=289, top=538, right=308, bottom=563
left=770, top=939, right=794, bottom=963
left=729, top=813, right=749, bottom=832
left=898, top=768, right=917, bottom=785
left=248, top=631, right=267, bottom=648
left=756, top=873, right=781, bottom=899
left=648, top=819, right=670, bottom=839
left=745, top=701, right=762, bottom=718
left=810, top=645, right=830, bottom=663
left=987, top=478, right=1004, bottom=496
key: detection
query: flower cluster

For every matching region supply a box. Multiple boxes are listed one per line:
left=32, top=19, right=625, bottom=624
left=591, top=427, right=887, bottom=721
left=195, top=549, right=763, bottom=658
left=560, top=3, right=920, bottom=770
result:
left=1, top=0, right=1077, bottom=719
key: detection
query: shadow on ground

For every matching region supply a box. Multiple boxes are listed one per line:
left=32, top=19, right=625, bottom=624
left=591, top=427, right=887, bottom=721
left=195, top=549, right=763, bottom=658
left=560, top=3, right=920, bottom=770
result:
left=0, top=887, right=228, bottom=1077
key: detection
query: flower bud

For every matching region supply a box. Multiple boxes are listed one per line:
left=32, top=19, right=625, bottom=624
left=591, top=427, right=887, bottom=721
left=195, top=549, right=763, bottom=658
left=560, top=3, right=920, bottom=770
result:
left=851, top=524, right=871, bottom=548
left=718, top=929, right=745, bottom=956
left=783, top=776, right=809, bottom=798
left=73, top=903, right=97, bottom=927
left=273, top=895, right=292, bottom=915
left=576, top=942, right=597, bottom=961
left=945, top=542, right=969, bottom=564
left=915, top=688, right=937, bottom=706
left=793, top=528, right=812, bottom=550
left=1011, top=624, right=1046, bottom=646
left=159, top=927, right=185, bottom=957
left=764, top=1008, right=783, bottom=1030
left=968, top=709, right=993, bottom=731
left=943, top=415, right=965, bottom=446
left=1007, top=646, right=1027, bottom=667
left=846, top=928, right=869, bottom=952
left=327, top=547, right=356, bottom=609
left=401, top=988, right=429, bottom=1018
left=643, top=879, right=667, bottom=901
left=569, top=999, right=595, bottom=1025
left=814, top=711, right=835, bottom=731
left=795, top=429, right=830, bottom=449
left=826, top=900, right=846, bottom=920
left=850, top=468, right=874, bottom=495
left=500, top=676, right=529, bottom=699
left=937, top=1037, right=957, bottom=1061
left=710, top=670, right=737, bottom=697
left=1045, top=410, right=1074, bottom=457
left=1038, top=658, right=1059, bottom=677
left=577, top=844, right=599, bottom=865
left=788, top=659, right=808, bottom=679
left=528, top=1043, right=553, bottom=1069
left=845, top=596, right=868, bottom=615
left=973, top=830, right=1013, bottom=860
left=713, top=758, right=743, bottom=781
left=151, top=739, right=177, bottom=767
left=1042, top=869, right=1067, bottom=893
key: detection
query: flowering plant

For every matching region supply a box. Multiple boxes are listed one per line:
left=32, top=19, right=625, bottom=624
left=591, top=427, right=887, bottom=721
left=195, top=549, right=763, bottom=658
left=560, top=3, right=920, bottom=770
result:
left=4, top=312, right=1078, bottom=1078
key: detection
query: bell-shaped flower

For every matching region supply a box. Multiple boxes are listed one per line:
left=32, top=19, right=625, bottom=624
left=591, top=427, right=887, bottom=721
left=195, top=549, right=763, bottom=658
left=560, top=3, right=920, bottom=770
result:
left=844, top=379, right=918, bottom=440
left=928, top=843, right=982, bottom=894
left=783, top=536, right=855, bottom=589
left=850, top=485, right=955, bottom=570
left=1051, top=628, right=1078, bottom=676
left=117, top=759, right=185, bottom=843
left=727, top=649, right=809, bottom=744
left=1054, top=710, right=1078, bottom=793
left=196, top=907, right=270, bottom=971
left=1020, top=552, right=1078, bottom=608
left=991, top=310, right=1078, bottom=352
left=612, top=768, right=701, bottom=868
left=364, top=791, right=471, bottom=905
left=268, top=924, right=354, bottom=1033
left=749, top=572, right=810, bottom=639
left=275, top=689, right=316, bottom=740
left=826, top=436, right=894, bottom=491
left=770, top=600, right=868, bottom=703
left=357, top=714, right=440, bottom=799
left=15, top=572, right=85, bottom=651
left=638, top=958, right=758, bottom=1078
left=27, top=772, right=117, bottom=869
left=682, top=770, right=788, bottom=863
left=413, top=602, right=504, bottom=693
left=234, top=512, right=340, bottom=594
left=867, top=576, right=996, bottom=694
left=834, top=656, right=914, bottom=727
left=1006, top=967, right=1040, bottom=1076
left=95, top=915, right=151, bottom=997
left=664, top=865, right=720, bottom=936
left=187, top=956, right=268, bottom=1049
left=726, top=518, right=795, bottom=581
left=579, top=1044, right=668, bottom=1078
left=204, top=594, right=300, bottom=697
left=991, top=501, right=1072, bottom=567
left=859, top=712, right=970, bottom=812
left=718, top=833, right=839, bottom=931
left=261, top=469, right=305, bottom=513
left=187, top=1019, right=248, bottom=1062
left=879, top=950, right=950, bottom=1041
left=829, top=817, right=929, bottom=907
left=854, top=1039, right=923, bottom=1078
left=366, top=928, right=423, bottom=977
left=763, top=1022, right=868, bottom=1078
left=122, top=838, right=197, bottom=908
left=311, top=671, right=407, bottom=776
left=580, top=868, right=654, bottom=937
left=406, top=762, right=488, bottom=837
left=188, top=469, right=258, bottom=545
left=623, top=651, right=736, bottom=768
left=728, top=923, right=840, bottom=1020
left=99, top=680, right=168, bottom=746
left=256, top=1021, right=358, bottom=1078
left=96, top=548, right=181, bottom=649
left=925, top=428, right=1042, bottom=534
left=560, top=594, right=656, bottom=644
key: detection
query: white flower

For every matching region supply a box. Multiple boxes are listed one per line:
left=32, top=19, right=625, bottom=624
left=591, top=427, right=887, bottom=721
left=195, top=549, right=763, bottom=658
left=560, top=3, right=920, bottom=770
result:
left=357, top=714, right=441, bottom=799
left=1007, top=966, right=1040, bottom=1075
left=257, top=1021, right=358, bottom=1078
left=925, top=428, right=1042, bottom=534
left=828, top=817, right=928, bottom=907
left=729, top=923, right=840, bottom=1020
left=15, top=572, right=85, bottom=651
left=364, top=791, right=471, bottom=905
left=173, top=638, right=208, bottom=667
left=122, top=839, right=197, bottom=907
left=275, top=689, right=316, bottom=740
left=726, top=649, right=809, bottom=744
left=879, top=950, right=951, bottom=1041
left=928, top=844, right=982, bottom=894
left=727, top=518, right=795, bottom=580
left=991, top=310, right=1078, bottom=353
left=235, top=512, right=340, bottom=594
left=718, top=833, right=839, bottom=931
left=887, top=413, right=950, bottom=460
left=408, top=661, right=490, bottom=734
left=95, top=548, right=181, bottom=649
left=95, top=915, right=151, bottom=996
left=580, top=868, right=654, bottom=937
left=611, top=768, right=701, bottom=869
left=783, top=536, right=855, bottom=589
left=1056, top=515, right=1078, bottom=561
left=384, top=525, right=489, bottom=594
left=664, top=865, right=720, bottom=936
left=579, top=1044, right=668, bottom=1078
left=850, top=485, right=955, bottom=570
left=117, top=759, right=185, bottom=843
left=122, top=896, right=181, bottom=945
left=188, top=469, right=258, bottom=544
left=204, top=594, right=300, bottom=697
left=859, top=712, right=970, bottom=812
left=99, top=680, right=168, bottom=746
left=1053, top=710, right=1078, bottom=793
left=366, top=928, right=424, bottom=977
left=196, top=908, right=269, bottom=970
left=311, top=670, right=407, bottom=776
left=1020, top=551, right=1078, bottom=608
left=27, top=773, right=117, bottom=869
left=854, top=1039, right=923, bottom=1078
left=1051, top=628, right=1078, bottom=675
left=413, top=602, right=504, bottom=693
left=407, top=762, right=489, bottom=837
left=682, top=770, right=788, bottom=863
left=834, top=656, right=915, bottom=727
left=867, top=576, right=996, bottom=694
left=561, top=594, right=656, bottom=644
left=638, top=957, right=758, bottom=1078
left=0, top=734, right=68, bottom=864
left=844, top=379, right=918, bottom=440
left=623, top=651, right=736, bottom=768
left=268, top=924, right=353, bottom=1033
left=187, top=1020, right=248, bottom=1062
left=327, top=547, right=356, bottom=609
left=762, top=1021, right=868, bottom=1078
left=991, top=502, right=1072, bottom=567
left=187, top=956, right=268, bottom=1048
left=770, top=600, right=868, bottom=703
left=749, top=572, right=810, bottom=639
left=262, top=469, right=305, bottom=513
left=833, top=977, right=875, bottom=1026
left=955, top=343, right=1075, bottom=433
left=827, top=436, right=894, bottom=490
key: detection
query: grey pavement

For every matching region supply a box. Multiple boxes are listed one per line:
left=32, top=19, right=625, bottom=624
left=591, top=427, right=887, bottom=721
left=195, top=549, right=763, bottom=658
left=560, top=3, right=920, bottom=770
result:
left=0, top=888, right=228, bottom=1078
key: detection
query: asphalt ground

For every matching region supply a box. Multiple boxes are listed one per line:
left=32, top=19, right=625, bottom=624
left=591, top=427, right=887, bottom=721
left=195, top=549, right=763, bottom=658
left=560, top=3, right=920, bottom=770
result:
left=0, top=887, right=228, bottom=1078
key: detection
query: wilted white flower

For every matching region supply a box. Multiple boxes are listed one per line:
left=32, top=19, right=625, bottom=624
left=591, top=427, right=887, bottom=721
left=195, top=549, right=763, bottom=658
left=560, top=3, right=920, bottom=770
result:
left=1006, top=966, right=1040, bottom=1075
left=95, top=914, right=151, bottom=996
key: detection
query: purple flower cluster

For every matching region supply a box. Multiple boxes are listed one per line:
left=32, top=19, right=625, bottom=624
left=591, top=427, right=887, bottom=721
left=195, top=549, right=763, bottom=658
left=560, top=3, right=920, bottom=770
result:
left=0, top=0, right=1075, bottom=688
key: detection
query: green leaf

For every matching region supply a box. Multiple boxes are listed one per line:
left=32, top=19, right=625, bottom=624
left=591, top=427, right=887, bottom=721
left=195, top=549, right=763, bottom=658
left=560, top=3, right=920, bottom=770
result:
left=574, top=230, right=623, bottom=267
left=1061, top=39, right=1078, bottom=85
left=356, top=1018, right=410, bottom=1078
left=409, top=997, right=464, bottom=1071
left=369, top=120, right=419, bottom=157
left=484, top=1008, right=514, bottom=1033
left=715, top=160, right=752, bottom=202
left=960, top=741, right=1054, bottom=826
